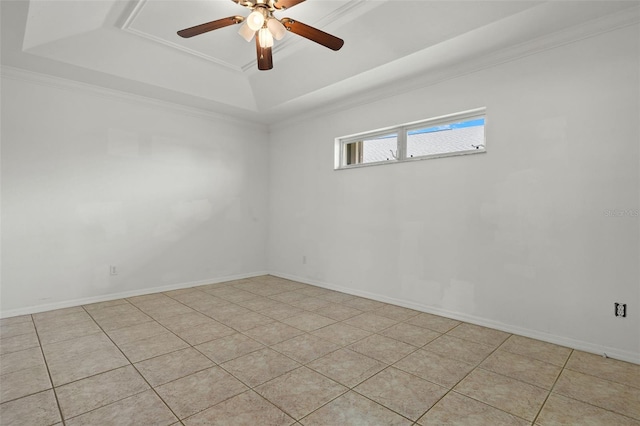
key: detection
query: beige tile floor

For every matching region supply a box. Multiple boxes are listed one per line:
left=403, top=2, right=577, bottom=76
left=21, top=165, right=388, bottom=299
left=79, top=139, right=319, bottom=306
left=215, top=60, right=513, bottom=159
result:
left=1, top=275, right=638, bottom=425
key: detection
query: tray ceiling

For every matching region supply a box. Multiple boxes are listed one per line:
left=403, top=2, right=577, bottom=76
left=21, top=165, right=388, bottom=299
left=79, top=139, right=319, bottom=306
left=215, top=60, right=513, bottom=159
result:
left=2, top=1, right=638, bottom=125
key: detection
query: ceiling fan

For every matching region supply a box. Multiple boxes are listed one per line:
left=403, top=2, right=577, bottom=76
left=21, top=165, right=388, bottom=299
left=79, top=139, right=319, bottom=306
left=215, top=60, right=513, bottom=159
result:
left=177, top=0, right=344, bottom=71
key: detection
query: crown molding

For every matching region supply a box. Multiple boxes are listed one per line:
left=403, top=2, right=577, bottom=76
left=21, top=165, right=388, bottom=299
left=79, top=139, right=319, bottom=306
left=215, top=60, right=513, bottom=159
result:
left=0, top=65, right=268, bottom=131
left=121, top=0, right=244, bottom=73
left=269, top=5, right=640, bottom=131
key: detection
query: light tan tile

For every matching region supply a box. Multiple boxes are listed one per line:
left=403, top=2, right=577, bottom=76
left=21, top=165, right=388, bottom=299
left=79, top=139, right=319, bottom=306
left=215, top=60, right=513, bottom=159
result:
left=300, top=391, right=411, bottom=426
left=221, top=348, right=300, bottom=387
left=0, top=347, right=45, bottom=375
left=454, top=368, right=548, bottom=421
left=139, top=303, right=194, bottom=320
left=236, top=297, right=284, bottom=312
left=0, top=389, right=61, bottom=426
left=178, top=323, right=235, bottom=346
left=117, top=330, right=188, bottom=363
left=105, top=321, right=168, bottom=346
left=347, top=334, right=416, bottom=364
left=0, top=331, right=39, bottom=355
left=418, top=391, right=529, bottom=425
left=373, top=304, right=420, bottom=321
left=316, top=291, right=355, bottom=304
left=307, top=348, right=386, bottom=388
left=168, top=290, right=221, bottom=306
left=135, top=347, right=214, bottom=387
left=56, top=365, right=149, bottom=419
left=380, top=323, right=440, bottom=347
left=288, top=297, right=331, bottom=311
left=481, top=350, right=562, bottom=389
left=406, top=312, right=461, bottom=333
left=343, top=313, right=398, bottom=333
left=41, top=333, right=128, bottom=386
left=65, top=389, right=176, bottom=426
left=41, top=332, right=113, bottom=360
left=341, top=297, right=385, bottom=312
left=37, top=320, right=102, bottom=346
left=207, top=288, right=258, bottom=303
left=566, top=350, right=640, bottom=389
left=423, top=334, right=495, bottom=365
left=33, top=312, right=93, bottom=334
left=394, top=349, right=474, bottom=388
left=47, top=346, right=130, bottom=387
left=157, top=312, right=213, bottom=330
left=93, top=310, right=154, bottom=332
left=0, top=364, right=52, bottom=403
left=500, top=335, right=571, bottom=367
left=269, top=291, right=308, bottom=304
left=310, top=323, right=371, bottom=346
left=163, top=287, right=199, bottom=297
left=183, top=390, right=294, bottom=426
left=256, top=367, right=347, bottom=420
left=126, top=293, right=166, bottom=304
left=88, top=303, right=142, bottom=320
left=312, top=304, right=362, bottom=321
left=83, top=299, right=130, bottom=314
left=355, top=367, right=447, bottom=420
left=553, top=369, right=640, bottom=419
left=281, top=312, right=336, bottom=332
left=447, top=323, right=510, bottom=348
left=536, top=393, right=640, bottom=426
left=0, top=320, right=35, bottom=340
left=195, top=333, right=264, bottom=364
left=295, top=287, right=332, bottom=298
left=0, top=315, right=32, bottom=327
left=130, top=294, right=181, bottom=309
left=244, top=322, right=305, bottom=346
left=221, top=312, right=275, bottom=331
left=272, top=334, right=341, bottom=364
left=156, top=366, right=248, bottom=419
left=262, top=304, right=305, bottom=321
left=33, top=307, right=85, bottom=322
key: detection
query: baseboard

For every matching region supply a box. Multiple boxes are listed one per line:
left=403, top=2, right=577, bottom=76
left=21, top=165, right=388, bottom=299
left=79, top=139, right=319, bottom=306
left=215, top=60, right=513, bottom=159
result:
left=3, top=269, right=637, bottom=364
left=270, top=271, right=640, bottom=365
left=0, top=271, right=269, bottom=319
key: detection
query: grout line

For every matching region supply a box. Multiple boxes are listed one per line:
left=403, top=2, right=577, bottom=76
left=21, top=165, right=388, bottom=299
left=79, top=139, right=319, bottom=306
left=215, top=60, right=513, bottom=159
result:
left=530, top=348, right=573, bottom=425
left=80, top=305, right=184, bottom=424
left=30, top=314, right=67, bottom=426
left=9, top=277, right=637, bottom=425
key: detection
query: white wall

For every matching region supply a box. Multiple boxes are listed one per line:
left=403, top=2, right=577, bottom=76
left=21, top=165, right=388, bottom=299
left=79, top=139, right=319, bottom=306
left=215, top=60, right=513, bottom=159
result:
left=267, top=25, right=640, bottom=362
left=1, top=75, right=269, bottom=315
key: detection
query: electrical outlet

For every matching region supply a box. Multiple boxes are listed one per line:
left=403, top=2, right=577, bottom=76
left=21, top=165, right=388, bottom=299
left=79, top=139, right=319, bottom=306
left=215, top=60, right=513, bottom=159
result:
left=110, top=265, right=118, bottom=276
left=615, top=303, right=626, bottom=318
left=302, top=255, right=307, bottom=264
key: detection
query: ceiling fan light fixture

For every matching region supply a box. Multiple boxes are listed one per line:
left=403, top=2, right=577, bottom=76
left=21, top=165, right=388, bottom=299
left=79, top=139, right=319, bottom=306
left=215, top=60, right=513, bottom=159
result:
left=247, top=10, right=265, bottom=31
left=177, top=0, right=345, bottom=71
left=267, top=18, right=287, bottom=40
left=258, top=27, right=274, bottom=48
left=238, top=22, right=255, bottom=42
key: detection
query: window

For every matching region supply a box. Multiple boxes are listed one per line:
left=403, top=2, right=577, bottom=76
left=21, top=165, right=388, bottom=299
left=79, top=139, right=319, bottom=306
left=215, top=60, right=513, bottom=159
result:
left=344, top=132, right=398, bottom=166
left=335, top=108, right=486, bottom=170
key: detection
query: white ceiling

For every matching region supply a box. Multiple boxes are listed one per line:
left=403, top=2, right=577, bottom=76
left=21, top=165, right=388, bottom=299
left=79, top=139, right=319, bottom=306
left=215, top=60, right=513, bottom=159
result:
left=2, top=1, right=638, bottom=125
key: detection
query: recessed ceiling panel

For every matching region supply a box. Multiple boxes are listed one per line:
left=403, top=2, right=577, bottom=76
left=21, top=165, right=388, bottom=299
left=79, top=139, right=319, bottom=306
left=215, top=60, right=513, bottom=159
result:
left=23, top=0, right=113, bottom=50
left=123, top=0, right=356, bottom=71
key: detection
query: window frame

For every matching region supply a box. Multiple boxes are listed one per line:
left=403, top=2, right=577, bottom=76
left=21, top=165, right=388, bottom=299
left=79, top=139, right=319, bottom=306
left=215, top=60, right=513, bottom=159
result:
left=335, top=107, right=486, bottom=170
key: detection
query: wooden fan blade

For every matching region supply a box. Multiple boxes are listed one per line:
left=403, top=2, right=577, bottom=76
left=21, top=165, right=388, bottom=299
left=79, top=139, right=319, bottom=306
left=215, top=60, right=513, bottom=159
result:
left=280, top=18, right=344, bottom=51
left=177, top=16, right=243, bottom=38
left=273, top=0, right=306, bottom=10
left=256, top=37, right=273, bottom=70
